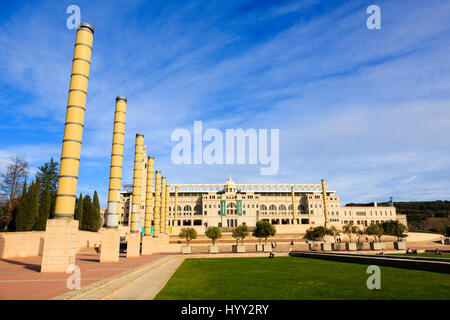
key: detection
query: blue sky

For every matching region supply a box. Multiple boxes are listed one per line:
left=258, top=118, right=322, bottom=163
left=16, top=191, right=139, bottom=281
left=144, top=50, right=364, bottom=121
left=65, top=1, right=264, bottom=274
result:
left=0, top=0, right=450, bottom=207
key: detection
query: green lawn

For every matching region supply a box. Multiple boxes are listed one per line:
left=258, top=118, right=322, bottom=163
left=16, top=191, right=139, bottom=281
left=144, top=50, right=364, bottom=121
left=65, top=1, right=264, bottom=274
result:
left=387, top=253, right=450, bottom=258
left=155, top=257, right=450, bottom=300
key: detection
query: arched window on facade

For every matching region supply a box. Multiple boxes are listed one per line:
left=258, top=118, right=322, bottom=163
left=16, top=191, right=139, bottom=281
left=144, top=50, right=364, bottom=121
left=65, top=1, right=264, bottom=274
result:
left=184, top=205, right=192, bottom=216
left=269, top=204, right=277, bottom=215
left=260, top=204, right=267, bottom=215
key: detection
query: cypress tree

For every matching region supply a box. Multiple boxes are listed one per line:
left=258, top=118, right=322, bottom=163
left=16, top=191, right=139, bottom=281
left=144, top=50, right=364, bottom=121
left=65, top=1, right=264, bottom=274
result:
left=74, top=193, right=83, bottom=229
left=93, top=191, right=101, bottom=230
left=82, top=195, right=100, bottom=232
left=15, top=181, right=28, bottom=231
left=31, top=179, right=40, bottom=230
left=81, top=193, right=100, bottom=232
left=81, top=195, right=91, bottom=231
left=24, top=181, right=35, bottom=230
left=15, top=180, right=39, bottom=231
left=26, top=181, right=34, bottom=230
left=35, top=182, right=50, bottom=231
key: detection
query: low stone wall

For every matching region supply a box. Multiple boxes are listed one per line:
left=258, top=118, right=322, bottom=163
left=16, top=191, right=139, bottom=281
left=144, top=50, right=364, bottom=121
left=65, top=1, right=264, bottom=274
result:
left=0, top=231, right=45, bottom=258
left=77, top=231, right=102, bottom=251
left=0, top=229, right=104, bottom=259
left=269, top=224, right=312, bottom=234
left=175, top=242, right=309, bottom=254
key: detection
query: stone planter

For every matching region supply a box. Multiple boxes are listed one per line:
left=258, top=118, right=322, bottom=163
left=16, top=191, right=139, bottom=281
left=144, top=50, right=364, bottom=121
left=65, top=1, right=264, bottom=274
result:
left=357, top=242, right=371, bottom=250
left=209, top=245, right=219, bottom=254
left=394, top=242, right=406, bottom=250
left=309, top=243, right=321, bottom=251
left=321, top=243, right=332, bottom=251
left=232, top=245, right=246, bottom=253
left=263, top=244, right=272, bottom=252
left=346, top=243, right=357, bottom=251
left=370, top=242, right=386, bottom=251
left=332, top=243, right=345, bottom=251
left=256, top=244, right=264, bottom=252
left=181, top=246, right=192, bottom=254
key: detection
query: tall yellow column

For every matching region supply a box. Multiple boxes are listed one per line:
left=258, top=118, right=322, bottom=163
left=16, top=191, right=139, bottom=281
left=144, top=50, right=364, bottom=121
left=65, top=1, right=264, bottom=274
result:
left=130, top=134, right=144, bottom=233
left=144, top=156, right=154, bottom=236
left=321, top=179, right=329, bottom=226
left=105, top=96, right=127, bottom=228
left=160, top=177, right=166, bottom=234
left=165, top=184, right=170, bottom=234
left=54, top=23, right=94, bottom=219
left=41, top=23, right=94, bottom=272
left=291, top=186, right=296, bottom=224
left=174, top=187, right=178, bottom=227
left=153, top=171, right=161, bottom=237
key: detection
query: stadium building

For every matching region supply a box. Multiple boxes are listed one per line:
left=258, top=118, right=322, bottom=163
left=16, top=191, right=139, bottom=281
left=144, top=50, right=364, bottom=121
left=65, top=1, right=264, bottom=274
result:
left=109, top=154, right=406, bottom=235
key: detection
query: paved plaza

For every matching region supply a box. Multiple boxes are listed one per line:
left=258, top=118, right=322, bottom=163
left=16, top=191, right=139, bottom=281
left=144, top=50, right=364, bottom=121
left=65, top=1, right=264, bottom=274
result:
left=0, top=253, right=170, bottom=299
left=0, top=241, right=448, bottom=300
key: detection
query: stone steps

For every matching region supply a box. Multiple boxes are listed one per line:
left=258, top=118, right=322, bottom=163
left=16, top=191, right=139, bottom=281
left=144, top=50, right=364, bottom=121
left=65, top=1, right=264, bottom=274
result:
left=52, top=255, right=174, bottom=300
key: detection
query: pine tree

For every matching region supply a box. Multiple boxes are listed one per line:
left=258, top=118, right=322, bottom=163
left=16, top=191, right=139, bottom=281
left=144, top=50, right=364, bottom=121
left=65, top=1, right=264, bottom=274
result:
left=74, top=193, right=83, bottom=229
left=35, top=182, right=51, bottom=231
left=15, top=181, right=28, bottom=231
left=36, top=158, right=58, bottom=219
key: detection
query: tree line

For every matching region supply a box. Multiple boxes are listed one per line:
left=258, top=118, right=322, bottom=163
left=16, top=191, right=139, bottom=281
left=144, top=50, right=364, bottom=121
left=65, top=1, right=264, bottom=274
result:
left=179, top=221, right=277, bottom=246
left=0, top=155, right=101, bottom=232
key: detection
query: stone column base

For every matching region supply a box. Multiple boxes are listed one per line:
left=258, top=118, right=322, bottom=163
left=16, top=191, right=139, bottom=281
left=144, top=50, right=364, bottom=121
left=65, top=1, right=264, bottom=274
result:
left=232, top=245, right=246, bottom=253
left=181, top=246, right=192, bottom=254
left=41, top=219, right=79, bottom=273
left=209, top=245, right=219, bottom=253
left=127, top=232, right=141, bottom=258
left=100, top=228, right=120, bottom=262
left=141, top=236, right=154, bottom=255
left=394, top=241, right=406, bottom=250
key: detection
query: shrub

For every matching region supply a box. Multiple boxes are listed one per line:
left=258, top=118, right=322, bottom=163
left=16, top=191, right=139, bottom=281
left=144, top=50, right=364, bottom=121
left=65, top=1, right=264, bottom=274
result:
left=232, top=225, right=249, bottom=245
left=179, top=227, right=197, bottom=246
left=252, top=220, right=276, bottom=244
left=205, top=226, right=222, bottom=245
